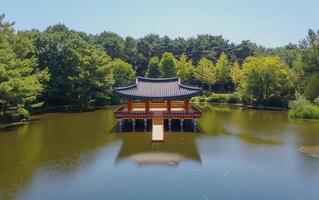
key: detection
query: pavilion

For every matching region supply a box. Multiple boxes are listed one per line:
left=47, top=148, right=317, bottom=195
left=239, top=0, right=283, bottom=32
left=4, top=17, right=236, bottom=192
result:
left=114, top=77, right=202, bottom=141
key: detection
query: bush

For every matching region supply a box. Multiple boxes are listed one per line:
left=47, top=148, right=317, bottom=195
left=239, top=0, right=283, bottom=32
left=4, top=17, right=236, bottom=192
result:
left=289, top=103, right=319, bottom=119
left=207, top=93, right=241, bottom=104
left=288, top=93, right=310, bottom=109
left=17, top=108, right=30, bottom=120
left=227, top=93, right=241, bottom=103
left=191, top=96, right=208, bottom=103
left=208, top=93, right=226, bottom=103
left=314, top=97, right=319, bottom=105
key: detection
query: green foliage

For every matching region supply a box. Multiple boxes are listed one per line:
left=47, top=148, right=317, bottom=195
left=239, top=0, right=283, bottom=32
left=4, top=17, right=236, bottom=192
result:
left=68, top=45, right=114, bottom=110
left=111, top=59, right=135, bottom=86
left=194, top=58, right=216, bottom=91
left=37, top=25, right=113, bottom=108
left=159, top=52, right=177, bottom=77
left=190, top=96, right=208, bottom=103
left=146, top=57, right=160, bottom=78
left=304, top=73, right=319, bottom=102
left=300, top=29, right=319, bottom=73
left=241, top=56, right=297, bottom=107
left=0, top=18, right=49, bottom=115
left=176, top=53, right=195, bottom=83
left=289, top=103, right=319, bottom=119
left=94, top=31, right=125, bottom=59
left=230, top=61, right=243, bottom=87
left=207, top=93, right=241, bottom=104
left=215, top=52, right=230, bottom=88
left=16, top=107, right=30, bottom=119
left=288, top=93, right=310, bottom=109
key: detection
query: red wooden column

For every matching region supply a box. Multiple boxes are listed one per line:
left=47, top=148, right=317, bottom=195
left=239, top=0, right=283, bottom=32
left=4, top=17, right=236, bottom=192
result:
left=184, top=99, right=190, bottom=111
left=167, top=100, right=171, bottom=112
left=128, top=99, right=133, bottom=111
left=145, top=100, right=150, bottom=112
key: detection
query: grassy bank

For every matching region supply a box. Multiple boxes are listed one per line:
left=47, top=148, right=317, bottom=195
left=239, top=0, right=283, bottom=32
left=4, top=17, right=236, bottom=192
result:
left=289, top=104, right=319, bottom=120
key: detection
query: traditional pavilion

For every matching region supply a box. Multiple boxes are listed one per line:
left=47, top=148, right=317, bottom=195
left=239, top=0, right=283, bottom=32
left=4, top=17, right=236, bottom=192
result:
left=114, top=77, right=202, bottom=141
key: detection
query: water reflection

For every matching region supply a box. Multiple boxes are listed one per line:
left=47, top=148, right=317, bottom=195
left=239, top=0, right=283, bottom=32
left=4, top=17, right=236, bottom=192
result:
left=1, top=105, right=319, bottom=199
left=115, top=133, right=201, bottom=166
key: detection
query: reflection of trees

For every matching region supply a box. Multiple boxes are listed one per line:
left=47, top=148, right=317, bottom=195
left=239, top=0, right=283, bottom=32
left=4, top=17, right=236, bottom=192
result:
left=116, top=133, right=201, bottom=166
left=0, top=107, right=117, bottom=200
left=198, top=104, right=287, bottom=144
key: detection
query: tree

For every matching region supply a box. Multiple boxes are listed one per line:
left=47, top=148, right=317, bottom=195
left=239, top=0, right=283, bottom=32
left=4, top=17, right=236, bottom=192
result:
left=241, top=56, right=296, bottom=106
left=215, top=52, right=230, bottom=91
left=159, top=52, right=177, bottom=77
left=176, top=53, right=195, bottom=83
left=300, top=29, right=319, bottom=73
left=36, top=24, right=115, bottom=109
left=194, top=58, right=216, bottom=91
left=68, top=46, right=114, bottom=111
left=111, top=59, right=135, bottom=86
left=146, top=57, right=160, bottom=78
left=230, top=61, right=243, bottom=88
left=94, top=31, right=125, bottom=59
left=0, top=17, right=49, bottom=115
left=304, top=73, right=319, bottom=102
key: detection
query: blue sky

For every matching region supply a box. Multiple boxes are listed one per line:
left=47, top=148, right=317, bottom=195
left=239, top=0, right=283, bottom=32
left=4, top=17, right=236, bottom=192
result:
left=2, top=0, right=318, bottom=47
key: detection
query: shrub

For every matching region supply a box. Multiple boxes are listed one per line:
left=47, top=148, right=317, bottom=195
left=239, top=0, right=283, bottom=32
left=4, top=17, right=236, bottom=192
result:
left=207, top=93, right=241, bottom=104
left=288, top=93, right=310, bottom=109
left=289, top=103, right=319, bottom=119
left=227, top=93, right=241, bottom=103
left=314, top=97, right=319, bottom=105
left=191, top=96, right=207, bottom=103
left=17, top=108, right=30, bottom=120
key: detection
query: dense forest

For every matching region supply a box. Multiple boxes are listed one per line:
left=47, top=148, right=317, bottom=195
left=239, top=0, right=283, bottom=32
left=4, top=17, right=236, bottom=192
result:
left=1, top=13, right=319, bottom=122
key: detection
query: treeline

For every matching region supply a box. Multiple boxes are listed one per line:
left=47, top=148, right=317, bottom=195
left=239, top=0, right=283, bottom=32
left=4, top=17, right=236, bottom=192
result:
left=1, top=13, right=319, bottom=121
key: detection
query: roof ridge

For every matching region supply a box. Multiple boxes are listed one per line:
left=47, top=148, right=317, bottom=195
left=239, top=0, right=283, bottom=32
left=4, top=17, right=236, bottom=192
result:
left=137, top=76, right=179, bottom=82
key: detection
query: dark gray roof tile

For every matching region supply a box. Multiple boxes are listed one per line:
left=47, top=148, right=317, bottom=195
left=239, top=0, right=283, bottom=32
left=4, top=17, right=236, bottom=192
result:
left=114, top=77, right=202, bottom=100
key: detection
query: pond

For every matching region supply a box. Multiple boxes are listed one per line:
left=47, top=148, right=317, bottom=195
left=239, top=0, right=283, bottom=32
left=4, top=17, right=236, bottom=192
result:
left=1, top=104, right=319, bottom=200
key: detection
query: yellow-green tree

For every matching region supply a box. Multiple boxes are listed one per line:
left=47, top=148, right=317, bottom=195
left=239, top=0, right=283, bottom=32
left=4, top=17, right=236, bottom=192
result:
left=215, top=52, right=230, bottom=91
left=242, top=56, right=297, bottom=106
left=230, top=61, right=243, bottom=88
left=194, top=58, right=216, bottom=91
left=177, top=53, right=195, bottom=83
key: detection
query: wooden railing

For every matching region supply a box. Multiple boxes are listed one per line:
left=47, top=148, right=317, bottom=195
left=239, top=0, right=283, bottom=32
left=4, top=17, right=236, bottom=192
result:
left=114, top=103, right=201, bottom=119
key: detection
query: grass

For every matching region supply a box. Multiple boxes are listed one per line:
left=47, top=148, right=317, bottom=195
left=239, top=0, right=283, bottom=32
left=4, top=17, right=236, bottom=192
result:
left=289, top=103, right=319, bottom=120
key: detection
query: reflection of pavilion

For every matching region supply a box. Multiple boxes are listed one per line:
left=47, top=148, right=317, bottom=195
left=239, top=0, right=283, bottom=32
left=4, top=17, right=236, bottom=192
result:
left=115, top=133, right=201, bottom=166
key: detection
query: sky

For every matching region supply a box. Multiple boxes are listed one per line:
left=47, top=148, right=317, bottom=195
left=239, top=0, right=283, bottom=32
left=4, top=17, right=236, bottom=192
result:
left=1, top=0, right=319, bottom=47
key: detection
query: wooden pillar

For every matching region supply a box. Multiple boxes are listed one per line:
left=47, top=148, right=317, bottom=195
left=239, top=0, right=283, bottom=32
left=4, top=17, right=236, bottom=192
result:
left=167, top=100, right=171, bottom=112
left=128, top=99, right=133, bottom=111
left=184, top=99, right=190, bottom=111
left=145, top=100, right=150, bottom=112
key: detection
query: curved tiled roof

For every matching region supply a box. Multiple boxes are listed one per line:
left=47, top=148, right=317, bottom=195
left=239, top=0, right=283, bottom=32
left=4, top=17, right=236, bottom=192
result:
left=114, top=77, right=202, bottom=100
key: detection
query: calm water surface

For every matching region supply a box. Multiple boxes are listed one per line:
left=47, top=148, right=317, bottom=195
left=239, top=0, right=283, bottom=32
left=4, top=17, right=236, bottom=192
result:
left=1, top=104, right=319, bottom=200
